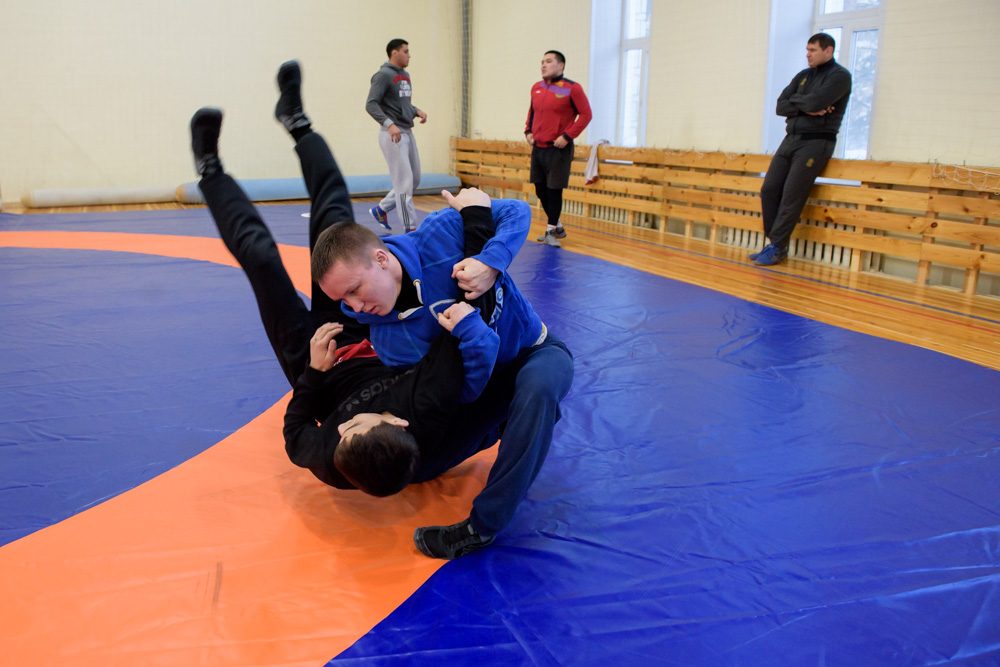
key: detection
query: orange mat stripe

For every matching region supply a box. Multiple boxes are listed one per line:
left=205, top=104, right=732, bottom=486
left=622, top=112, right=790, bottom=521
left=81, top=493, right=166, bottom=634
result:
left=0, top=230, right=310, bottom=292
left=0, top=231, right=495, bottom=665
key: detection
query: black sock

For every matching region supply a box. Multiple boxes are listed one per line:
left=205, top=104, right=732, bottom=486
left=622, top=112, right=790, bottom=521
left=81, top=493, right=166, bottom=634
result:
left=196, top=156, right=224, bottom=177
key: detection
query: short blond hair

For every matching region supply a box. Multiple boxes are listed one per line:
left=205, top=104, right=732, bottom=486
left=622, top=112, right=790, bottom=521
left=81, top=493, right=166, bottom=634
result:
left=311, top=222, right=387, bottom=282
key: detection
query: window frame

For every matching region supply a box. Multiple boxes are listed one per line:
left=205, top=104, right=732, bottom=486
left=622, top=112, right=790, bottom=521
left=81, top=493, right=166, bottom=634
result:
left=616, top=0, right=651, bottom=147
left=812, top=0, right=886, bottom=159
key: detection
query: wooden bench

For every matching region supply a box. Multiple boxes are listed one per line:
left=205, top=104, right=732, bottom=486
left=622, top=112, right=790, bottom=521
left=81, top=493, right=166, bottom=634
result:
left=451, top=138, right=1000, bottom=297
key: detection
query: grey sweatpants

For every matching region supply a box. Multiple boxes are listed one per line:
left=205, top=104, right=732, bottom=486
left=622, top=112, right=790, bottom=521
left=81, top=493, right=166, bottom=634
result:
left=377, top=127, right=421, bottom=231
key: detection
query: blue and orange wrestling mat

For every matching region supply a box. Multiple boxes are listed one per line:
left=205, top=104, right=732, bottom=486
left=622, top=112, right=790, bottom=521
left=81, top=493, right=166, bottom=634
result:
left=1, top=204, right=998, bottom=665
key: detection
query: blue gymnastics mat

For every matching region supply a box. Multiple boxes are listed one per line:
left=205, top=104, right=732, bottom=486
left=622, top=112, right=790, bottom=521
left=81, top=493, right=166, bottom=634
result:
left=1, top=205, right=998, bottom=665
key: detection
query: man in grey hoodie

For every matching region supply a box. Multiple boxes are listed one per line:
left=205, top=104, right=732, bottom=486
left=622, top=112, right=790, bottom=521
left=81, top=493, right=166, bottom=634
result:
left=365, top=38, right=427, bottom=233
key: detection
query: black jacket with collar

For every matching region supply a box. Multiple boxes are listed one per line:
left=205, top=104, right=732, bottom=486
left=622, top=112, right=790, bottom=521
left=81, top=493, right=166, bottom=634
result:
left=777, top=58, right=852, bottom=136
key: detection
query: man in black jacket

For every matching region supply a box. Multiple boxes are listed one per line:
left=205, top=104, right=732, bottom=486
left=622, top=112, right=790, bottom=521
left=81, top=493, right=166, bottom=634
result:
left=752, top=33, right=852, bottom=267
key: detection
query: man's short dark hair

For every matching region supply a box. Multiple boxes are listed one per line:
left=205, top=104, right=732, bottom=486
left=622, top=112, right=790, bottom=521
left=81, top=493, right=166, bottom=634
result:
left=546, top=50, right=566, bottom=66
left=387, top=39, right=408, bottom=59
left=808, top=33, right=836, bottom=52
left=334, top=423, right=420, bottom=497
left=311, top=222, right=387, bottom=283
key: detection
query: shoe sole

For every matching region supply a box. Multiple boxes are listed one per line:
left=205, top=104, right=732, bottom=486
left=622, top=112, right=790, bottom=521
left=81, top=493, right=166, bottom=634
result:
left=191, top=109, right=223, bottom=144
left=276, top=61, right=301, bottom=89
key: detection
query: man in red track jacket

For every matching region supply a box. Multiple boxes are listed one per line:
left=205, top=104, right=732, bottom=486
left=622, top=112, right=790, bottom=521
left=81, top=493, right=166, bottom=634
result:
left=524, top=50, right=592, bottom=248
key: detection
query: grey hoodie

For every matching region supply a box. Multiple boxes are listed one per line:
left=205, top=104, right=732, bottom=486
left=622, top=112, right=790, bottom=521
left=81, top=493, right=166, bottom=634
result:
left=365, top=61, right=421, bottom=130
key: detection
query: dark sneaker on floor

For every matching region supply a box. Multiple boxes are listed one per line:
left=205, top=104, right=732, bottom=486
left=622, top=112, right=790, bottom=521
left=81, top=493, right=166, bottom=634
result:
left=536, top=226, right=567, bottom=242
left=274, top=60, right=311, bottom=132
left=748, top=248, right=763, bottom=261
left=414, top=517, right=495, bottom=560
left=753, top=243, right=787, bottom=266
left=190, top=108, right=223, bottom=176
left=541, top=230, right=562, bottom=247
left=370, top=205, right=391, bottom=231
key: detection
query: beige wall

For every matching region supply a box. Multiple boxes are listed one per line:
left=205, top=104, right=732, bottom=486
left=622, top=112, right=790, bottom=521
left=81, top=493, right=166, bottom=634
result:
left=645, top=0, right=771, bottom=153
left=469, top=0, right=998, bottom=166
left=2, top=0, right=997, bottom=207
left=469, top=0, right=591, bottom=143
left=871, top=0, right=1000, bottom=166
left=0, top=0, right=462, bottom=206
left=469, top=0, right=771, bottom=153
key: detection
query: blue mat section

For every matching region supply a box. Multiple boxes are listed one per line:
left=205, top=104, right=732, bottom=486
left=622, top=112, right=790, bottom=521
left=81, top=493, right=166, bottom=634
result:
left=0, top=205, right=429, bottom=547
left=0, top=248, right=289, bottom=546
left=2, top=206, right=999, bottom=664
left=331, top=246, right=1000, bottom=664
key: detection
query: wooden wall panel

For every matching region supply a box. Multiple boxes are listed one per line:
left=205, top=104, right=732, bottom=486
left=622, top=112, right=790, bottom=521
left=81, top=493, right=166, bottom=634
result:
left=452, top=139, right=1000, bottom=293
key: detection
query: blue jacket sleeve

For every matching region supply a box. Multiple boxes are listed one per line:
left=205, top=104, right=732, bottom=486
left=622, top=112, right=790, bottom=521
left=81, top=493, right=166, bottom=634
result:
left=473, top=199, right=531, bottom=273
left=450, top=308, right=499, bottom=403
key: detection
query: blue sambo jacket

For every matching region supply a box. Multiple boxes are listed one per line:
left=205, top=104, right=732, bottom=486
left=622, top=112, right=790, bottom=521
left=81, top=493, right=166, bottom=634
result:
left=343, top=199, right=544, bottom=402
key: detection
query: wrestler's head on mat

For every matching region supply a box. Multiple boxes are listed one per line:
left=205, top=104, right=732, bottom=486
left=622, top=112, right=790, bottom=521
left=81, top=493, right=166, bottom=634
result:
left=307, top=322, right=419, bottom=498
left=334, top=413, right=418, bottom=497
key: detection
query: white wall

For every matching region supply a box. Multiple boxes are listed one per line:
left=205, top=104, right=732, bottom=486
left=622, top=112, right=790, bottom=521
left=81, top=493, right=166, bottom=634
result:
left=0, top=0, right=462, bottom=206
left=587, top=0, right=623, bottom=145
left=762, top=0, right=813, bottom=153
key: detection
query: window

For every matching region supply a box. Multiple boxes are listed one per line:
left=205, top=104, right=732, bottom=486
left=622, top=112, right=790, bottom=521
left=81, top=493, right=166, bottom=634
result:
left=618, top=0, right=651, bottom=147
left=814, top=0, right=885, bottom=159
left=588, top=0, right=651, bottom=147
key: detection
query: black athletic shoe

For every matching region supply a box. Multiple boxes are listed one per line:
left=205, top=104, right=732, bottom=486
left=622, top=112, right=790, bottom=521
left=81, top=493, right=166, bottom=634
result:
left=190, top=107, right=223, bottom=176
left=414, top=517, right=495, bottom=560
left=275, top=60, right=311, bottom=133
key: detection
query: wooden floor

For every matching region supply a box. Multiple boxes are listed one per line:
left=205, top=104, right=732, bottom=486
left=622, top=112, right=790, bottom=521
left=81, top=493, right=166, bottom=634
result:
left=10, top=194, right=1000, bottom=371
